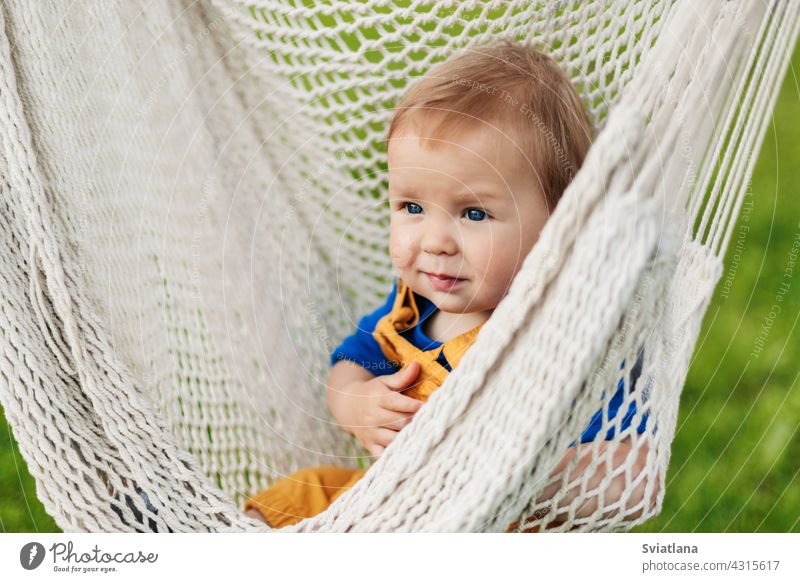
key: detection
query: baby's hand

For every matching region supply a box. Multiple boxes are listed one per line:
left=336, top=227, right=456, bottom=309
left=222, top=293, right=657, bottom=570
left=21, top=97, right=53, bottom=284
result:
left=344, top=362, right=423, bottom=459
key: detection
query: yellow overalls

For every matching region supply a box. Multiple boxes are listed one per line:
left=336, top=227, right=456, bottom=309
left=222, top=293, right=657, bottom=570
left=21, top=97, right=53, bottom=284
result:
left=244, top=279, right=535, bottom=530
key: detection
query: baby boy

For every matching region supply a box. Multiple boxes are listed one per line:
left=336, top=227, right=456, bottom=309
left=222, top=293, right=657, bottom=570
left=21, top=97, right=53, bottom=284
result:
left=243, top=39, right=649, bottom=529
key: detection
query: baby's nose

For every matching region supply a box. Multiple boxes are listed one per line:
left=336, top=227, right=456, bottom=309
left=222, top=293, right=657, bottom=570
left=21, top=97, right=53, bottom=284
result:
left=421, top=217, right=459, bottom=255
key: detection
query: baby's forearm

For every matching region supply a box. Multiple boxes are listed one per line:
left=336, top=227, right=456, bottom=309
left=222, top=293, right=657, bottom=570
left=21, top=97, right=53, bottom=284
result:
left=327, top=360, right=375, bottom=435
left=533, top=437, right=659, bottom=529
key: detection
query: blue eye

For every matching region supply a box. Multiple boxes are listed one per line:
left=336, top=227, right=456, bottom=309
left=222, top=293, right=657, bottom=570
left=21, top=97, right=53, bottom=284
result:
left=465, top=208, right=488, bottom=221
left=404, top=202, right=423, bottom=215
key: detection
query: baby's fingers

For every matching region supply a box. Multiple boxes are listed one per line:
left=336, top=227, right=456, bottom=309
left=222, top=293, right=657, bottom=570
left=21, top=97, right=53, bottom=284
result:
left=369, top=428, right=398, bottom=457
left=380, top=391, right=424, bottom=414
left=382, top=361, right=421, bottom=391
left=375, top=427, right=399, bottom=447
left=379, top=411, right=415, bottom=431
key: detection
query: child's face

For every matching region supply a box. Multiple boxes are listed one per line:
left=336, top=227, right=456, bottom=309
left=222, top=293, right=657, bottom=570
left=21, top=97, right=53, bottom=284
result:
left=387, top=122, right=550, bottom=315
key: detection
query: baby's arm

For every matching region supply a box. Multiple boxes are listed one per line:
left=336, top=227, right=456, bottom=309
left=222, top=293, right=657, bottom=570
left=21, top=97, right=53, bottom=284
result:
left=327, top=360, right=423, bottom=459
left=327, top=360, right=376, bottom=435
left=514, top=436, right=660, bottom=531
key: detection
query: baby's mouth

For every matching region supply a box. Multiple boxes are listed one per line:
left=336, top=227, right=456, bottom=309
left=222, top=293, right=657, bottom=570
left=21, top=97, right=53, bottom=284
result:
left=424, top=271, right=467, bottom=291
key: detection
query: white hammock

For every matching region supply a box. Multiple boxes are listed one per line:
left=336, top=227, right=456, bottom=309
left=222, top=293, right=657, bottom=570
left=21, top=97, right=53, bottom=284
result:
left=0, top=0, right=797, bottom=532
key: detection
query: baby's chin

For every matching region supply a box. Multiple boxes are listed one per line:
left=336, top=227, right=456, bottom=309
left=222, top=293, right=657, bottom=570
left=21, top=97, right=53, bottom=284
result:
left=433, top=300, right=491, bottom=315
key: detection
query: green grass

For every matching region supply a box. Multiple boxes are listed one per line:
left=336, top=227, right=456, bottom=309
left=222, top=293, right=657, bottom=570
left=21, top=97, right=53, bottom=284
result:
left=1, top=25, right=798, bottom=534
left=0, top=404, right=59, bottom=532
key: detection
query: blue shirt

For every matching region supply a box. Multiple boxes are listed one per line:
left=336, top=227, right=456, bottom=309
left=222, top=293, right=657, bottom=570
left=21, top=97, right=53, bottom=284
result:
left=331, top=279, right=649, bottom=444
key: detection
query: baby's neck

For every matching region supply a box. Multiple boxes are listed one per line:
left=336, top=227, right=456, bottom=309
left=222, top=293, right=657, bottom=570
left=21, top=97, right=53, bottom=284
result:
left=422, top=308, right=492, bottom=344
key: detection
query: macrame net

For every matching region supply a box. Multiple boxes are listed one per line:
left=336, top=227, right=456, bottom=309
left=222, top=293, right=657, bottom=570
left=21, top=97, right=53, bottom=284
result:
left=0, top=0, right=797, bottom=532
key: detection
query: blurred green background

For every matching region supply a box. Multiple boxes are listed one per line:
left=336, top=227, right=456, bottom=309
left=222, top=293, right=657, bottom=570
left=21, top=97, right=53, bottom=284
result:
left=1, top=28, right=798, bottom=534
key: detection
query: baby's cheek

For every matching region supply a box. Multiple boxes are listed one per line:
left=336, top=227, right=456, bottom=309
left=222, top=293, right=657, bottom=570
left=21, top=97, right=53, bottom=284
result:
left=475, top=237, right=518, bottom=287
left=389, top=230, right=414, bottom=269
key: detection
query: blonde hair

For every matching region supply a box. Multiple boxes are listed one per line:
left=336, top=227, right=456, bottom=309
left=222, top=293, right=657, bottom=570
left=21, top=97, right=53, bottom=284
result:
left=386, top=39, right=594, bottom=211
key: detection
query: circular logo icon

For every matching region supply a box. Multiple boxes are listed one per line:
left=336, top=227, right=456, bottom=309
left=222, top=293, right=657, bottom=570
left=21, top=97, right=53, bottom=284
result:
left=20, top=542, right=46, bottom=570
